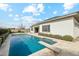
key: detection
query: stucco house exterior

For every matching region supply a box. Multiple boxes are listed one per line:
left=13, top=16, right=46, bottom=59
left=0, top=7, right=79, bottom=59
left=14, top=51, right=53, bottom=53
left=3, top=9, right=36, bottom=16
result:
left=30, top=11, right=79, bottom=39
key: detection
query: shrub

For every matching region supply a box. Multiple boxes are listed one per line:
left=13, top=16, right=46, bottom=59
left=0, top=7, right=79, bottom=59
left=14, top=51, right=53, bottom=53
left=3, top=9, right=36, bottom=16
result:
left=0, top=29, right=9, bottom=35
left=62, top=35, right=73, bottom=41
left=39, top=33, right=62, bottom=39
left=0, top=29, right=10, bottom=45
left=51, top=35, right=62, bottom=39
left=39, top=33, right=74, bottom=41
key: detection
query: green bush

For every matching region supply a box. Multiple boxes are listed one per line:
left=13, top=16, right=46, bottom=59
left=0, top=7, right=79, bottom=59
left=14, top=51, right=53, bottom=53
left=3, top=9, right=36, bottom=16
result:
left=39, top=33, right=62, bottom=39
left=0, top=29, right=10, bottom=45
left=50, top=35, right=62, bottom=39
left=62, top=35, right=73, bottom=41
left=39, top=33, right=74, bottom=41
left=0, top=29, right=9, bottom=35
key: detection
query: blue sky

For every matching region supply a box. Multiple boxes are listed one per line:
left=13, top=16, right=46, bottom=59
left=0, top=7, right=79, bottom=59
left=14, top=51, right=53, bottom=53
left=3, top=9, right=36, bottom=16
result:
left=0, top=3, right=79, bottom=28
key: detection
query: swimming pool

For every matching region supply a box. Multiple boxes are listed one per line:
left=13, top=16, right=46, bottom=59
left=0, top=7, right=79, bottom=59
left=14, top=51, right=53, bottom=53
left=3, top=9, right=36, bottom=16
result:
left=9, top=34, right=55, bottom=56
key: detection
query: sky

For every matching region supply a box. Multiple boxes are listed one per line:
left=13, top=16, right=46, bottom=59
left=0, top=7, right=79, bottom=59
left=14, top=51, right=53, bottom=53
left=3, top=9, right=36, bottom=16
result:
left=0, top=3, right=79, bottom=28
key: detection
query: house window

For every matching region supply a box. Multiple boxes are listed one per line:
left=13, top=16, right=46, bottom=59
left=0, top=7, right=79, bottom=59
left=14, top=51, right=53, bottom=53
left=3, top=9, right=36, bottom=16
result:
left=42, top=25, right=50, bottom=32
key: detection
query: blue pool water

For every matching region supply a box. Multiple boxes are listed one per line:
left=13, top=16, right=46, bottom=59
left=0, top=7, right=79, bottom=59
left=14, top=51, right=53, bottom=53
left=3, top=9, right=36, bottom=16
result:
left=9, top=34, right=46, bottom=56
left=9, top=34, right=55, bottom=56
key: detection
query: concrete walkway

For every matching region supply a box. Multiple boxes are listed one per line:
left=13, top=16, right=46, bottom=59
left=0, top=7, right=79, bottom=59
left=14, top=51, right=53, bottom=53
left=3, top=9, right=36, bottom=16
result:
left=0, top=35, right=11, bottom=56
left=39, top=40, right=79, bottom=56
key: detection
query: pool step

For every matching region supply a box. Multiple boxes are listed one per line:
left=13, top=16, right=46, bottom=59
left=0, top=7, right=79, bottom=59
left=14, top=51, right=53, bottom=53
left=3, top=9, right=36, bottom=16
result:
left=40, top=38, right=56, bottom=45
left=39, top=41, right=62, bottom=54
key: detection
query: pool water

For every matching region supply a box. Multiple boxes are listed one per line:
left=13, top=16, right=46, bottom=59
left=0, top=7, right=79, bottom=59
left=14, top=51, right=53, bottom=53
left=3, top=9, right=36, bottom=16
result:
left=9, top=34, right=55, bottom=56
left=9, top=34, right=46, bottom=56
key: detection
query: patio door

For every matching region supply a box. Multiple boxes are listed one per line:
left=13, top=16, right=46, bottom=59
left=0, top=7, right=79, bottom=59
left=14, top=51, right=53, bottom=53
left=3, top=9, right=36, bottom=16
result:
left=34, top=27, right=39, bottom=33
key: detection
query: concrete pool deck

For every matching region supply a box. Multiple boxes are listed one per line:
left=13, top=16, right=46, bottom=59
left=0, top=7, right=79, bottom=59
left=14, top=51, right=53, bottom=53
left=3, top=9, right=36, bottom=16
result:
left=0, top=34, right=11, bottom=56
left=28, top=33, right=79, bottom=56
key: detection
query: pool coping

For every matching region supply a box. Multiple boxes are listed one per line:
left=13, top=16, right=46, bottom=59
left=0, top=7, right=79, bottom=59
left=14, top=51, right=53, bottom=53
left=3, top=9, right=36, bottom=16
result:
left=0, top=34, right=11, bottom=56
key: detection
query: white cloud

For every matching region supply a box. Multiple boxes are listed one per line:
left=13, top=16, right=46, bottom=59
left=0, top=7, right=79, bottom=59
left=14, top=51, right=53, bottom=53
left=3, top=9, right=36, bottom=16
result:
left=9, top=14, right=20, bottom=17
left=53, top=11, right=57, bottom=14
left=21, top=16, right=42, bottom=24
left=12, top=15, right=42, bottom=28
left=63, top=3, right=76, bottom=10
left=63, top=10, right=69, bottom=14
left=8, top=14, right=13, bottom=17
left=0, top=3, right=13, bottom=13
left=13, top=14, right=20, bottom=21
left=15, top=14, right=19, bottom=17
left=21, top=16, right=42, bottom=28
left=8, top=8, right=13, bottom=12
left=22, top=4, right=44, bottom=16
left=23, top=5, right=36, bottom=13
left=37, top=4, right=44, bottom=12
left=0, top=3, right=8, bottom=8
left=0, top=3, right=9, bottom=11
left=63, top=3, right=76, bottom=14
left=13, top=17, right=20, bottom=21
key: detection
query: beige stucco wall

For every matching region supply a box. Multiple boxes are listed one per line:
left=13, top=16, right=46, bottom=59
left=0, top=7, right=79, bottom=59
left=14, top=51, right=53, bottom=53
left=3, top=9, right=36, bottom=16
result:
left=74, top=20, right=79, bottom=39
left=30, top=27, right=34, bottom=33
left=39, top=17, right=74, bottom=36
left=74, top=27, right=79, bottom=38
